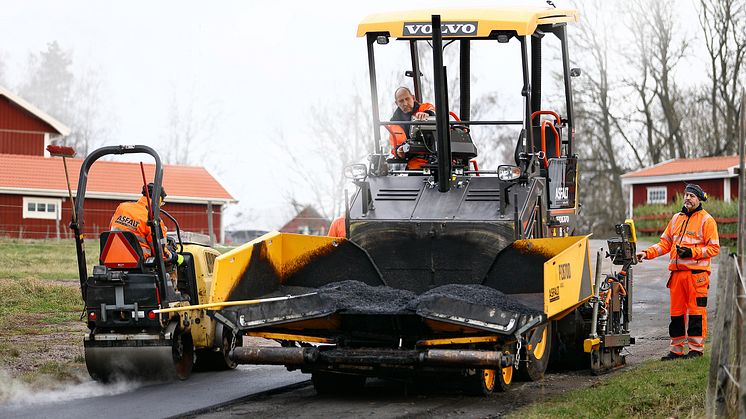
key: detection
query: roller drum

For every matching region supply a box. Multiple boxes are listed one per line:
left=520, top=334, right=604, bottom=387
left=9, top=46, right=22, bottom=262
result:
left=84, top=332, right=193, bottom=382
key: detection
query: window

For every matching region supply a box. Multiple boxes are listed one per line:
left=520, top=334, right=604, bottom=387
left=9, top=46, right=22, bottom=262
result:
left=22, top=197, right=61, bottom=220
left=646, top=186, right=667, bottom=204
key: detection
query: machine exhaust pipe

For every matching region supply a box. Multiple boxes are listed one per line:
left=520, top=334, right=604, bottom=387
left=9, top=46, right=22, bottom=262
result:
left=230, top=346, right=319, bottom=365
left=431, top=14, right=452, bottom=193
left=423, top=349, right=509, bottom=368
left=231, top=346, right=510, bottom=369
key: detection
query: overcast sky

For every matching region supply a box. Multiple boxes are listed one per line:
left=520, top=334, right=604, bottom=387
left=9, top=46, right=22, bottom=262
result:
left=0, top=0, right=704, bottom=230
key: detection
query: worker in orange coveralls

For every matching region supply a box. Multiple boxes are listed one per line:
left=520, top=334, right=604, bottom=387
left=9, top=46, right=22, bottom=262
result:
left=636, top=183, right=719, bottom=360
left=328, top=216, right=346, bottom=238
left=385, top=86, right=435, bottom=169
left=110, top=183, right=181, bottom=266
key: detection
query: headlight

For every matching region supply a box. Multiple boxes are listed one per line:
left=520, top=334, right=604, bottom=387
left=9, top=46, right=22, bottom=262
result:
left=344, top=164, right=368, bottom=181
left=497, top=165, right=521, bottom=181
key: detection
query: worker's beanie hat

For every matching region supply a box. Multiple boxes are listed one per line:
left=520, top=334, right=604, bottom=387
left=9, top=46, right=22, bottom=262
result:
left=142, top=182, right=168, bottom=199
left=685, top=183, right=707, bottom=201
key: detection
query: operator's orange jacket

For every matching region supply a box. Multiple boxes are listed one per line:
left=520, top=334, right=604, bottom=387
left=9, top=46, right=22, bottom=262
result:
left=385, top=102, right=435, bottom=169
left=109, top=196, right=168, bottom=258
left=328, top=216, right=345, bottom=238
left=642, top=207, right=720, bottom=272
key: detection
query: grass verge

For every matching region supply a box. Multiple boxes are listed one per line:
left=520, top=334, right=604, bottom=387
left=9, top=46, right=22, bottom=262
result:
left=0, top=278, right=81, bottom=328
left=0, top=238, right=98, bottom=281
left=509, top=355, right=708, bottom=418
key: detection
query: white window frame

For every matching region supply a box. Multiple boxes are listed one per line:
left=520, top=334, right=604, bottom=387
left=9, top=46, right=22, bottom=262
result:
left=646, top=186, right=667, bottom=204
left=22, top=197, right=61, bottom=220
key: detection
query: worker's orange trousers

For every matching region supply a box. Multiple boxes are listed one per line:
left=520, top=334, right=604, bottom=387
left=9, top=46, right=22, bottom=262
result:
left=667, top=270, right=709, bottom=355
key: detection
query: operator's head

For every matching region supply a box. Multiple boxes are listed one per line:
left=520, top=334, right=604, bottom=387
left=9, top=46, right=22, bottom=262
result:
left=683, top=183, right=706, bottom=210
left=394, top=87, right=415, bottom=114
left=142, top=182, right=167, bottom=205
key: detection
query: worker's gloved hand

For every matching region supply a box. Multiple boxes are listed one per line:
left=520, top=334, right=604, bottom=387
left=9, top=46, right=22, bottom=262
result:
left=177, top=254, right=184, bottom=266
left=635, top=252, right=645, bottom=263
left=166, top=250, right=178, bottom=265
left=413, top=111, right=429, bottom=121
left=396, top=143, right=410, bottom=158
left=676, top=245, right=693, bottom=258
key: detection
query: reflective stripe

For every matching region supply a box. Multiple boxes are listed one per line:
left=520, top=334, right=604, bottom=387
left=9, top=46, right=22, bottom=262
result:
left=711, top=239, right=720, bottom=245
left=702, top=248, right=708, bottom=258
left=652, top=244, right=664, bottom=256
left=699, top=214, right=710, bottom=238
left=671, top=258, right=710, bottom=268
left=670, top=342, right=686, bottom=355
left=689, top=338, right=705, bottom=348
left=680, top=236, right=700, bottom=244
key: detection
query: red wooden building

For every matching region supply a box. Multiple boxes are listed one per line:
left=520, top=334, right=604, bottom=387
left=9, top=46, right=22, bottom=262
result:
left=621, top=155, right=741, bottom=217
left=279, top=206, right=330, bottom=236
left=0, top=85, right=70, bottom=155
left=0, top=86, right=236, bottom=241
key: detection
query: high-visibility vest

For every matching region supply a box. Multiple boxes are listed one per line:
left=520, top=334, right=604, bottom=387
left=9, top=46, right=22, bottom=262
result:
left=109, top=196, right=168, bottom=258
left=643, top=208, right=720, bottom=272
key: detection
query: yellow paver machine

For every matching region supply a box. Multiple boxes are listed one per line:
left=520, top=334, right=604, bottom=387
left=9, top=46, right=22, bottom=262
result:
left=190, top=6, right=635, bottom=394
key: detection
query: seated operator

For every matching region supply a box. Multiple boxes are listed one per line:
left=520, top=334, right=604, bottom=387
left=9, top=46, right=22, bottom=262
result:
left=110, top=183, right=182, bottom=267
left=386, top=86, right=435, bottom=169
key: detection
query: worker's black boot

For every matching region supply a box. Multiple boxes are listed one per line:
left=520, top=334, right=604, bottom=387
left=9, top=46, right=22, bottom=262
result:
left=684, top=351, right=703, bottom=359
left=660, top=352, right=684, bottom=361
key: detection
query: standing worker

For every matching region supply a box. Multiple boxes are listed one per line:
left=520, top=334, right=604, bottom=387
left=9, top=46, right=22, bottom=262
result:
left=635, top=184, right=719, bottom=360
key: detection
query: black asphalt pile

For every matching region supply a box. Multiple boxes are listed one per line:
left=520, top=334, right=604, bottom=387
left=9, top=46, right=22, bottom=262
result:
left=313, top=281, right=541, bottom=317
left=410, top=283, right=542, bottom=316
left=318, top=280, right=416, bottom=314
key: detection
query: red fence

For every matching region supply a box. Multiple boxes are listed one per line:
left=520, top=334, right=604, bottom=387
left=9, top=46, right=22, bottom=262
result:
left=0, top=198, right=221, bottom=241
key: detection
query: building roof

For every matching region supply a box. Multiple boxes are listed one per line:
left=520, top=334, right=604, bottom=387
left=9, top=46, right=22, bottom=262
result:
left=0, top=85, right=71, bottom=136
left=0, top=153, right=236, bottom=204
left=279, top=206, right=329, bottom=234
left=357, top=6, right=579, bottom=38
left=621, top=155, right=741, bottom=185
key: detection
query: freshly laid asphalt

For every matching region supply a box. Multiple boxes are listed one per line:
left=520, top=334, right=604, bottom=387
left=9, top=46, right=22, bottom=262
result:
left=1, top=366, right=307, bottom=419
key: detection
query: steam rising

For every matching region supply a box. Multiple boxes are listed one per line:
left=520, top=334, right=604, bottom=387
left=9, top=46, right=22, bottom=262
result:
left=0, top=370, right=139, bottom=406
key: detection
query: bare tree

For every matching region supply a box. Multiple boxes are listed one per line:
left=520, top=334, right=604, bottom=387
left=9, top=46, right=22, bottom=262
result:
left=162, top=86, right=217, bottom=165
left=623, top=1, right=669, bottom=165
left=66, top=67, right=109, bottom=155
left=279, top=91, right=372, bottom=220
left=645, top=0, right=689, bottom=159
left=570, top=0, right=629, bottom=230
left=699, top=0, right=746, bottom=155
